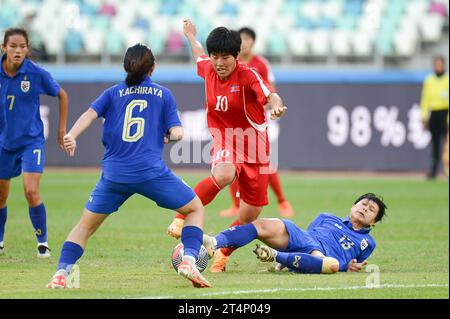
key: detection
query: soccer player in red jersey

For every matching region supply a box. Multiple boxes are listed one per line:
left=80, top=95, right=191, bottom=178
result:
left=167, top=19, right=287, bottom=272
left=219, top=27, right=295, bottom=219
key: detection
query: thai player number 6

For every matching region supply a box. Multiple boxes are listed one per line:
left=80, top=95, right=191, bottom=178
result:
left=122, top=100, right=148, bottom=142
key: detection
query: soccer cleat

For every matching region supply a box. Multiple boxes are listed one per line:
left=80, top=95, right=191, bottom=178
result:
left=167, top=218, right=184, bottom=239
left=210, top=250, right=229, bottom=273
left=219, top=206, right=239, bottom=218
left=202, top=234, right=217, bottom=258
left=46, top=273, right=67, bottom=289
left=178, top=260, right=212, bottom=288
left=0, top=244, right=4, bottom=256
left=278, top=201, right=294, bottom=218
left=253, top=243, right=276, bottom=262
left=37, top=243, right=51, bottom=258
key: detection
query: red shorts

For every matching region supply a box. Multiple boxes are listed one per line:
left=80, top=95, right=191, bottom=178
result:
left=211, top=146, right=269, bottom=207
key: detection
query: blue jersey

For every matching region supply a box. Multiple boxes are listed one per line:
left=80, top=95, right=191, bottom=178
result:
left=307, top=213, right=376, bottom=271
left=91, top=76, right=182, bottom=183
left=0, top=55, right=60, bottom=151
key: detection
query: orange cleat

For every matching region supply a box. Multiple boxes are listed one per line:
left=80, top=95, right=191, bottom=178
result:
left=178, top=260, right=212, bottom=288
left=278, top=201, right=294, bottom=218
left=210, top=250, right=229, bottom=273
left=46, top=274, right=67, bottom=289
left=219, top=206, right=239, bottom=218
left=167, top=218, right=184, bottom=239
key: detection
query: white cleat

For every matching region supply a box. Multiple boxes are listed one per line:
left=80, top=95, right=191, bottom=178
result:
left=202, top=234, right=217, bottom=258
left=37, top=243, right=51, bottom=258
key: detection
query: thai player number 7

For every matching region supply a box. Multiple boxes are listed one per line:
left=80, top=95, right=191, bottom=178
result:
left=33, top=149, right=41, bottom=165
left=7, top=95, right=15, bottom=110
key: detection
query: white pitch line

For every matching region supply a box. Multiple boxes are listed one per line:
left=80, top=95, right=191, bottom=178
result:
left=138, top=283, right=449, bottom=299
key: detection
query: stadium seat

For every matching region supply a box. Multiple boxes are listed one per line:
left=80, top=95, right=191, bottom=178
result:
left=288, top=29, right=310, bottom=56
left=310, top=29, right=331, bottom=57
left=64, top=29, right=84, bottom=55
left=0, top=0, right=446, bottom=61
left=419, top=13, right=445, bottom=42
left=331, top=29, right=352, bottom=56
left=83, top=30, right=105, bottom=55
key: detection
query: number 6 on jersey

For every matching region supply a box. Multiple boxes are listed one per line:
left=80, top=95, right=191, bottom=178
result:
left=122, top=99, right=148, bottom=142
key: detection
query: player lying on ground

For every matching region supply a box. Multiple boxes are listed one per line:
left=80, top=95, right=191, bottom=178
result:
left=47, top=44, right=211, bottom=289
left=203, top=193, right=386, bottom=273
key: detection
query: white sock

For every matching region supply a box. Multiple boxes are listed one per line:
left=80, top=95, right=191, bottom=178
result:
left=0, top=241, right=4, bottom=248
left=182, top=255, right=196, bottom=264
left=37, top=242, right=48, bottom=247
left=55, top=269, right=69, bottom=278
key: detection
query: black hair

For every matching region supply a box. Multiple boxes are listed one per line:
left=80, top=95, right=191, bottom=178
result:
left=3, top=27, right=29, bottom=47
left=238, top=27, right=256, bottom=41
left=354, top=193, right=387, bottom=223
left=123, top=43, right=155, bottom=87
left=206, top=27, right=241, bottom=58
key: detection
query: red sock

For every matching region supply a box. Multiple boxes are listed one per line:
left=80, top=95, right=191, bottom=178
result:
left=269, top=171, right=286, bottom=204
left=229, top=179, right=240, bottom=208
left=220, top=219, right=241, bottom=256
left=175, top=176, right=222, bottom=221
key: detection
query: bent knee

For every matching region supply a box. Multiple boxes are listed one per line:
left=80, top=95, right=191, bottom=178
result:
left=322, top=257, right=339, bottom=274
left=212, top=172, right=235, bottom=188
left=252, top=218, right=280, bottom=236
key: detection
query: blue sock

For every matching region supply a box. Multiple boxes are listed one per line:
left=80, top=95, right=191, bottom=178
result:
left=215, top=223, right=258, bottom=248
left=57, top=241, right=84, bottom=273
left=181, top=225, right=203, bottom=260
left=275, top=252, right=323, bottom=274
left=0, top=207, right=6, bottom=243
left=29, top=203, right=47, bottom=243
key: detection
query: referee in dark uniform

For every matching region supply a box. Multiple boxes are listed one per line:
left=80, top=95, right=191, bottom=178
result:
left=420, top=55, right=449, bottom=179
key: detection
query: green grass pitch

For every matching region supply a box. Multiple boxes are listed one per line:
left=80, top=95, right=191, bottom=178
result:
left=0, top=170, right=448, bottom=299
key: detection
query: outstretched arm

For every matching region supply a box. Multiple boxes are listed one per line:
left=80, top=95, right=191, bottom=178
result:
left=266, top=93, right=287, bottom=120
left=63, top=108, right=98, bottom=156
left=183, top=19, right=206, bottom=61
left=57, top=88, right=69, bottom=151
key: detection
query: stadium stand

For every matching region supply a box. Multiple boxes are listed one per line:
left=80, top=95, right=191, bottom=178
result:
left=0, top=0, right=448, bottom=64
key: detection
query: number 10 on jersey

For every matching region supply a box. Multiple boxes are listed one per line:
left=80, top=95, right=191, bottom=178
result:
left=122, top=99, right=148, bottom=142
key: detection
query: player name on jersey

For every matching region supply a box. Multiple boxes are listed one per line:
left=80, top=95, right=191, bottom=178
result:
left=119, top=86, right=163, bottom=98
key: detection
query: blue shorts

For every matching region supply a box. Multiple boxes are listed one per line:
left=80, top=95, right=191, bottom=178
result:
left=0, top=142, right=45, bottom=179
left=85, top=170, right=196, bottom=214
left=281, top=219, right=323, bottom=254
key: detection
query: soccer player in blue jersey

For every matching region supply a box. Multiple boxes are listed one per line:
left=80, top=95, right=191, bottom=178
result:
left=0, top=28, right=69, bottom=258
left=203, top=193, right=386, bottom=273
left=47, top=44, right=211, bottom=289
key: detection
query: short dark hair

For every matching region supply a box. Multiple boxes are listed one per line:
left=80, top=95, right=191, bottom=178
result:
left=3, top=27, right=29, bottom=47
left=206, top=27, right=241, bottom=58
left=123, top=43, right=155, bottom=87
left=238, top=27, right=256, bottom=41
left=354, top=193, right=387, bottom=223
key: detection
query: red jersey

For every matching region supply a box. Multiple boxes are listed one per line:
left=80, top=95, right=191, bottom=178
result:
left=243, top=54, right=275, bottom=84
left=197, top=55, right=275, bottom=164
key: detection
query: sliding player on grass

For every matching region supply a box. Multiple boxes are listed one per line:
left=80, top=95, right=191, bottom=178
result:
left=167, top=19, right=287, bottom=273
left=203, top=193, right=386, bottom=273
left=47, top=44, right=211, bottom=289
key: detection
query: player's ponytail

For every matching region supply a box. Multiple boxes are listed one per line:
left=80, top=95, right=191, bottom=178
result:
left=123, top=44, right=155, bottom=87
